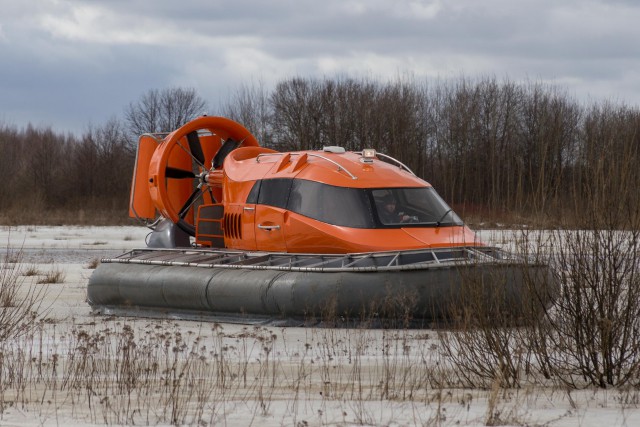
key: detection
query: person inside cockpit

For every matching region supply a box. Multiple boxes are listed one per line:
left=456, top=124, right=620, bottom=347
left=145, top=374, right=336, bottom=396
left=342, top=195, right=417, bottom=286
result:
left=378, top=194, right=412, bottom=224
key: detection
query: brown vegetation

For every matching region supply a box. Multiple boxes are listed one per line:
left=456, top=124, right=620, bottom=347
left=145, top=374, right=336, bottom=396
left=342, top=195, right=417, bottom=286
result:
left=0, top=245, right=45, bottom=341
left=0, top=120, right=133, bottom=225
left=437, top=164, right=640, bottom=390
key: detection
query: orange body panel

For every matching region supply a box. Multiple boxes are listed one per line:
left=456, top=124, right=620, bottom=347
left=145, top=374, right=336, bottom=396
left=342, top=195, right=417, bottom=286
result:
left=224, top=150, right=427, bottom=189
left=254, top=206, right=288, bottom=252
left=129, top=135, right=161, bottom=219
left=282, top=214, right=478, bottom=253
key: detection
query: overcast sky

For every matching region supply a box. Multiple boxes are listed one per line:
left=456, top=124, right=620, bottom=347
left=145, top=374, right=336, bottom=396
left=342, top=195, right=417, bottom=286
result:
left=1, top=0, right=639, bottom=135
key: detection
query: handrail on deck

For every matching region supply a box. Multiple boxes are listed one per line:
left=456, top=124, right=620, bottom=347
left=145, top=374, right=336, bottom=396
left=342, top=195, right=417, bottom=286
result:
left=355, top=151, right=416, bottom=176
left=255, top=152, right=358, bottom=179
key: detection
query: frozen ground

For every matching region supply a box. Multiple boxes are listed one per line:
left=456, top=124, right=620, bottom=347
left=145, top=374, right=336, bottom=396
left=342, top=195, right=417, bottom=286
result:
left=0, top=225, right=638, bottom=426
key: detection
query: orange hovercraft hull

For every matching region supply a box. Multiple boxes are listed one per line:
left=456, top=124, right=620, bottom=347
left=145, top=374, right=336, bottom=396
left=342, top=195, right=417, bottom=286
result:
left=88, top=116, right=557, bottom=326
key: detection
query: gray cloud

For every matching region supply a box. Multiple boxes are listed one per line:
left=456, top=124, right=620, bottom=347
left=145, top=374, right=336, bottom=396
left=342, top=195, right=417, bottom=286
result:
left=1, top=0, right=639, bottom=134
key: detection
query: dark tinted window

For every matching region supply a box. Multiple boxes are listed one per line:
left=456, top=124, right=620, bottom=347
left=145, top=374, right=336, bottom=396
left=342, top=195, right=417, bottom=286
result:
left=257, top=178, right=293, bottom=209
left=288, top=180, right=375, bottom=228
left=246, top=180, right=261, bottom=204
left=250, top=178, right=461, bottom=229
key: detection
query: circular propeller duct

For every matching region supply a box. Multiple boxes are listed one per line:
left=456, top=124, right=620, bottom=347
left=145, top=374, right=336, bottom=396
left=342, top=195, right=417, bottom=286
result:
left=147, top=116, right=259, bottom=236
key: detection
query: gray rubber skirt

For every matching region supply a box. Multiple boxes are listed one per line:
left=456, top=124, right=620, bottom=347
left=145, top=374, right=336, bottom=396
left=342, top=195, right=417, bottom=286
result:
left=87, top=261, right=557, bottom=326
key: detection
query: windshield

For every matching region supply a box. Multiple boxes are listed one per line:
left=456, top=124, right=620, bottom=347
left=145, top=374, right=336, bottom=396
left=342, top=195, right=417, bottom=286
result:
left=372, top=187, right=463, bottom=227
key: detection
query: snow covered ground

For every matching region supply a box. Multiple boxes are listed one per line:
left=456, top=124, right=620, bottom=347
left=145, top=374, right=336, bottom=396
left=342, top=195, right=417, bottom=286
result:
left=0, top=225, right=638, bottom=426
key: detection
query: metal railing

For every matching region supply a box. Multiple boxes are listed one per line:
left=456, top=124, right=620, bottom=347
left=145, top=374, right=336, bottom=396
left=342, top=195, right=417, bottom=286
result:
left=102, top=246, right=517, bottom=273
left=255, top=152, right=358, bottom=179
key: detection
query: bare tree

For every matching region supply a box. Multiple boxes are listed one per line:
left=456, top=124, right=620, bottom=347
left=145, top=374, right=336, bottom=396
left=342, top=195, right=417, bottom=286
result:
left=222, top=80, right=273, bottom=146
left=269, top=78, right=324, bottom=151
left=0, top=124, right=20, bottom=207
left=67, top=118, right=133, bottom=206
left=124, top=87, right=208, bottom=139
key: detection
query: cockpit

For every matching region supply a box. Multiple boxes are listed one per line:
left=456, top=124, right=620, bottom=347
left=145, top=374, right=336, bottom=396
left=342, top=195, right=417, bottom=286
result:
left=247, top=178, right=463, bottom=229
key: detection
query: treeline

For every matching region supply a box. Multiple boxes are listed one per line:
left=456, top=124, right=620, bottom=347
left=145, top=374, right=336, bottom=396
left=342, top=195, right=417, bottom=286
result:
left=225, top=77, right=640, bottom=226
left=1, top=77, right=639, bottom=226
left=0, top=119, right=133, bottom=224
left=0, top=88, right=205, bottom=225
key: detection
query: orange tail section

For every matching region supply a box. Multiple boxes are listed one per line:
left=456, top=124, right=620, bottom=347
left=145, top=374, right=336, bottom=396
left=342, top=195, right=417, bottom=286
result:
left=129, top=134, right=161, bottom=220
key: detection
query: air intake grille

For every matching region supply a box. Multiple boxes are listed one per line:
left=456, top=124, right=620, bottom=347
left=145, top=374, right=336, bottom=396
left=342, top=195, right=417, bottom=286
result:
left=223, top=213, right=242, bottom=240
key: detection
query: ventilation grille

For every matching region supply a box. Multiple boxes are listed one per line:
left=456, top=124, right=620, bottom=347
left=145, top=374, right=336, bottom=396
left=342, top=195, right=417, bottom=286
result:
left=223, top=213, right=242, bottom=240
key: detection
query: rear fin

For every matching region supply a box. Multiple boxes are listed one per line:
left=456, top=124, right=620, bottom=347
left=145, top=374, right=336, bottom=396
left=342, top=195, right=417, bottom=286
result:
left=129, top=134, right=161, bottom=220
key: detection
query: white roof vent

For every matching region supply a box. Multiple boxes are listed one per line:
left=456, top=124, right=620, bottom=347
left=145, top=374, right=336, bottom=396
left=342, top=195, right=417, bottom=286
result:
left=322, top=146, right=346, bottom=154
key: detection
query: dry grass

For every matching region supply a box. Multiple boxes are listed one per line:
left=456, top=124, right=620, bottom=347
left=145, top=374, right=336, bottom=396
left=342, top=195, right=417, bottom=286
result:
left=3, top=146, right=640, bottom=422
left=0, top=243, right=46, bottom=341
left=436, top=224, right=640, bottom=391
left=23, top=265, right=42, bottom=276
left=0, top=320, right=443, bottom=425
left=36, top=266, right=66, bottom=284
left=85, top=258, right=100, bottom=269
left=0, top=246, right=636, bottom=426
left=0, top=313, right=632, bottom=426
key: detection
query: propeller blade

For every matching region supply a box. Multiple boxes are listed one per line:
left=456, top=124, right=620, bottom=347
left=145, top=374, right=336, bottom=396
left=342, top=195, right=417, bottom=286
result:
left=187, top=131, right=205, bottom=166
left=178, top=187, right=203, bottom=218
left=207, top=187, right=217, bottom=204
left=166, top=166, right=196, bottom=179
left=213, top=138, right=240, bottom=169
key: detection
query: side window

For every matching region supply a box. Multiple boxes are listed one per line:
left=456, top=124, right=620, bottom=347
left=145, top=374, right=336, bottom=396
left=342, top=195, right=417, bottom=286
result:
left=246, top=180, right=261, bottom=204
left=288, top=179, right=374, bottom=228
left=257, top=178, right=293, bottom=209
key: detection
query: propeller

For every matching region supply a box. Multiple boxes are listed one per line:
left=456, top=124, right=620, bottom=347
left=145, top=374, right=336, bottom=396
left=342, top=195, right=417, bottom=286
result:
left=167, top=131, right=209, bottom=220
left=178, top=186, right=204, bottom=218
left=213, top=138, right=240, bottom=169
left=146, top=116, right=259, bottom=237
left=166, top=166, right=196, bottom=179
left=187, top=131, right=205, bottom=166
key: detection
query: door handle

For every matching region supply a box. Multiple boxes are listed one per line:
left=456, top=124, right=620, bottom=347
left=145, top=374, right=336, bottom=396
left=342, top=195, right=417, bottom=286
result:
left=243, top=207, right=255, bottom=211
left=257, top=224, right=280, bottom=231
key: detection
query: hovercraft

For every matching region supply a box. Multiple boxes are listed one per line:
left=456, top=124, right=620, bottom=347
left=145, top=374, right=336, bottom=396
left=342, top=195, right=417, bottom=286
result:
left=88, top=116, right=556, bottom=326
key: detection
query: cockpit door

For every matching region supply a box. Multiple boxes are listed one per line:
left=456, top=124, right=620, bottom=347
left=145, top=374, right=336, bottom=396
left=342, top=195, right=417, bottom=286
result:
left=251, top=178, right=292, bottom=252
left=254, top=205, right=287, bottom=252
left=239, top=203, right=257, bottom=250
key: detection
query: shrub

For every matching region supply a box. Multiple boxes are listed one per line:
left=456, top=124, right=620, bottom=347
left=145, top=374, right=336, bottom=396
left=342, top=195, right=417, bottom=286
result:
left=0, top=244, right=46, bottom=341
